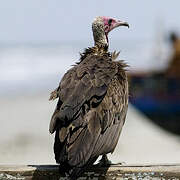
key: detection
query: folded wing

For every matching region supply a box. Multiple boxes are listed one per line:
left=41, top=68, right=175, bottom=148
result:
left=49, top=54, right=119, bottom=134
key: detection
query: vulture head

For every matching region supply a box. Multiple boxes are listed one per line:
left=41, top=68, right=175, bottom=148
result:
left=92, top=16, right=129, bottom=48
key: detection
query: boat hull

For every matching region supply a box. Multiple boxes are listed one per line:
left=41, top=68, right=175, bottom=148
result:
left=129, top=73, right=180, bottom=134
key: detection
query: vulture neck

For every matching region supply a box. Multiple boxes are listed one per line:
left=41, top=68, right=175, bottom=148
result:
left=92, top=26, right=109, bottom=51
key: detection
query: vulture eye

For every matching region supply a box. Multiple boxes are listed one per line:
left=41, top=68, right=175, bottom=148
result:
left=108, top=19, right=113, bottom=25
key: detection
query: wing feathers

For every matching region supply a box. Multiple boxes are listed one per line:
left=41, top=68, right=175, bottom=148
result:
left=51, top=53, right=128, bottom=169
left=49, top=55, right=118, bottom=133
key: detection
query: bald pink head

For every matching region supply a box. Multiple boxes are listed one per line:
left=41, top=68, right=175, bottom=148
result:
left=101, top=16, right=129, bottom=34
left=92, top=16, right=129, bottom=47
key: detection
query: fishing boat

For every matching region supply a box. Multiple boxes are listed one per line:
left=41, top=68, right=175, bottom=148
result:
left=129, top=72, right=180, bottom=135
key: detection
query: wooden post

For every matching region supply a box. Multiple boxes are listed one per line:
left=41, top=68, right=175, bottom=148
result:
left=0, top=164, right=180, bottom=180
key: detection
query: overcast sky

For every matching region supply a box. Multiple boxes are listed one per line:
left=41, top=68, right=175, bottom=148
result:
left=0, top=0, right=179, bottom=43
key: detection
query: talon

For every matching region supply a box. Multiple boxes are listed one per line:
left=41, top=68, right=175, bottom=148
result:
left=96, top=154, right=112, bottom=167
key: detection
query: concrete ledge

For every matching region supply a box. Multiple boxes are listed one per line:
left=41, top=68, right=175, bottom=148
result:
left=0, top=164, right=180, bottom=180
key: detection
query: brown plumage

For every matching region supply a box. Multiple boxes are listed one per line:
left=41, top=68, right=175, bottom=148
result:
left=49, top=16, right=129, bottom=179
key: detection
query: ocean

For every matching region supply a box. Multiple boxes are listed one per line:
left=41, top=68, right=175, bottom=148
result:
left=0, top=40, right=171, bottom=96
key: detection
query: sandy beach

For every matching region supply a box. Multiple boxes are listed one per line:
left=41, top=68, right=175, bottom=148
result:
left=0, top=92, right=180, bottom=165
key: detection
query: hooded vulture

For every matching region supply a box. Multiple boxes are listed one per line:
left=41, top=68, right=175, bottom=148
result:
left=49, top=16, right=129, bottom=179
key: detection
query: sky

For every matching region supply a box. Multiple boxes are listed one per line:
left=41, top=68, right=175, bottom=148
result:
left=0, top=0, right=179, bottom=43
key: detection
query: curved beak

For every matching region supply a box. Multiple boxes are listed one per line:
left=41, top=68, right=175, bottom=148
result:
left=115, top=20, right=129, bottom=28
left=108, top=19, right=129, bottom=33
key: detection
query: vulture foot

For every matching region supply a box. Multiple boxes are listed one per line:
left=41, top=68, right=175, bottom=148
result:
left=97, top=155, right=125, bottom=167
left=96, top=154, right=112, bottom=167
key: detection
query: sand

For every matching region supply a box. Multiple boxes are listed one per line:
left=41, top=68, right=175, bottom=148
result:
left=0, top=93, right=180, bottom=165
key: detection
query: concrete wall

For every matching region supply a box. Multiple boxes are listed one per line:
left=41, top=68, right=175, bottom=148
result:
left=0, top=164, right=180, bottom=180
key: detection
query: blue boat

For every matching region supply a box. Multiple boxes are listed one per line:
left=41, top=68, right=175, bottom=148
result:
left=129, top=72, right=180, bottom=134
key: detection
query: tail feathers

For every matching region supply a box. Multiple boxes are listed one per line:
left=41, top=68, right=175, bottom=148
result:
left=59, top=156, right=98, bottom=180
left=54, top=126, right=99, bottom=179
